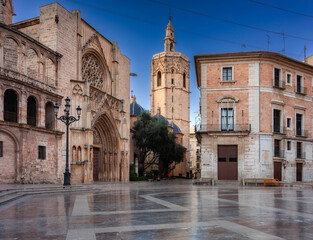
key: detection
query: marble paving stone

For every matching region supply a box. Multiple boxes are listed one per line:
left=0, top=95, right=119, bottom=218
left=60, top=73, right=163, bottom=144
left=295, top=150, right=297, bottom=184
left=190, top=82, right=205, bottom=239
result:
left=1, top=180, right=313, bottom=239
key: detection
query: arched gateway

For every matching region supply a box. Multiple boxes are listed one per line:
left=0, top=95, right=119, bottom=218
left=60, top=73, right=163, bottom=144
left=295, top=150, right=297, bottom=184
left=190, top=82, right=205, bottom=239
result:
left=92, top=113, right=120, bottom=181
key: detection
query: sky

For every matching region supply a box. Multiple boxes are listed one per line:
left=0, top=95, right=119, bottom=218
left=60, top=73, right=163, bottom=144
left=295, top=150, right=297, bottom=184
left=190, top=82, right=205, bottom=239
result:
left=13, top=0, right=313, bottom=125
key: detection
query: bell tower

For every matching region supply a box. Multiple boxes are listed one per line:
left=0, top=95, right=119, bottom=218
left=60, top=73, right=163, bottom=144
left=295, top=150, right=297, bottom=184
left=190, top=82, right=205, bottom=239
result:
left=150, top=15, right=190, bottom=177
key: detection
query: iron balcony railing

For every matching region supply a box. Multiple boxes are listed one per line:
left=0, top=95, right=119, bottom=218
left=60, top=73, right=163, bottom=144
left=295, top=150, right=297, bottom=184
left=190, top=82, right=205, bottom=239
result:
left=273, top=149, right=284, bottom=158
left=295, top=129, right=308, bottom=138
left=296, top=151, right=306, bottom=159
left=295, top=86, right=307, bottom=95
left=272, top=125, right=286, bottom=134
left=273, top=81, right=285, bottom=90
left=196, top=124, right=251, bottom=132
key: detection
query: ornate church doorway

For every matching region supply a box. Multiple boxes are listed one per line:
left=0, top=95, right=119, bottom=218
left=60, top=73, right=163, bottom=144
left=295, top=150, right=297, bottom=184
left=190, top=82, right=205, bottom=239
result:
left=92, top=113, right=120, bottom=181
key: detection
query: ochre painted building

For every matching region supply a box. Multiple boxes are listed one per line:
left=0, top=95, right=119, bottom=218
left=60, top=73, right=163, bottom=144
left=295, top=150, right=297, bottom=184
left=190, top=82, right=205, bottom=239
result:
left=195, top=51, right=313, bottom=183
left=0, top=1, right=130, bottom=183
left=150, top=18, right=190, bottom=177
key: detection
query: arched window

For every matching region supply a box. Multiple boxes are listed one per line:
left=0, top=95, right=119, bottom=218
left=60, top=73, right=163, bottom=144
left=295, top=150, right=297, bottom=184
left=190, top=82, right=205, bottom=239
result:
left=45, top=101, right=55, bottom=130
left=4, top=38, right=18, bottom=71
left=72, top=146, right=77, bottom=162
left=77, top=146, right=82, bottom=162
left=27, top=48, right=39, bottom=79
left=183, top=73, right=186, bottom=88
left=4, top=89, right=18, bottom=123
left=27, top=96, right=37, bottom=126
left=157, top=71, right=161, bottom=87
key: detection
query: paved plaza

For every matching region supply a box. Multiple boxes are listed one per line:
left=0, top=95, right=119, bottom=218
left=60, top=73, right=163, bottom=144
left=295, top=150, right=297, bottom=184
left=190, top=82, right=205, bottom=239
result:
left=0, top=180, right=313, bottom=239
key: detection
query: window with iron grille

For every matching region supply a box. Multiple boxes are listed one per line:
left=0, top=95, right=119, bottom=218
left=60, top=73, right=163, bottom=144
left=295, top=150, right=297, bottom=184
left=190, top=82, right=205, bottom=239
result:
left=274, top=139, right=280, bottom=157
left=287, top=141, right=291, bottom=151
left=221, top=108, right=234, bottom=130
left=296, top=75, right=302, bottom=93
left=274, top=68, right=281, bottom=87
left=38, top=146, right=46, bottom=160
left=296, top=114, right=303, bottom=136
left=222, top=67, right=232, bottom=81
left=286, top=73, right=292, bottom=85
left=273, top=109, right=281, bottom=133
left=297, top=142, right=302, bottom=158
left=287, top=117, right=291, bottom=129
left=0, top=142, right=3, bottom=157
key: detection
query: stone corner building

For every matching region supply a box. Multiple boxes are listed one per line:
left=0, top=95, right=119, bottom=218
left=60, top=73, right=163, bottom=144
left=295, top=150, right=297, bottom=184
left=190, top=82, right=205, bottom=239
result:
left=0, top=1, right=130, bottom=184
left=195, top=51, right=313, bottom=183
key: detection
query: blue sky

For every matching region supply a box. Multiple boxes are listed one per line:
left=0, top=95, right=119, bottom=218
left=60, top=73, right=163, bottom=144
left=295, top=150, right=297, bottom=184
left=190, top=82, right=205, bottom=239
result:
left=13, top=0, right=313, bottom=125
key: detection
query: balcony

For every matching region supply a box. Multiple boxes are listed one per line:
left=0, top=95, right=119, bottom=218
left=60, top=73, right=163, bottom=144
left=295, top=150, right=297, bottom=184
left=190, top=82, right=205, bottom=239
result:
left=295, top=129, right=308, bottom=138
left=196, top=124, right=251, bottom=133
left=296, top=151, right=306, bottom=159
left=273, top=149, right=284, bottom=158
left=295, top=86, right=307, bottom=95
left=273, top=81, right=285, bottom=90
left=272, top=125, right=286, bottom=134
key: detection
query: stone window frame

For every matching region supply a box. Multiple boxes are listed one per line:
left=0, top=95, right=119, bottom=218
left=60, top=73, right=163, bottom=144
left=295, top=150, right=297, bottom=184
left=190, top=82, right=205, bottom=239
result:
left=271, top=103, right=284, bottom=134
left=273, top=67, right=283, bottom=88
left=294, top=107, right=305, bottom=136
left=286, top=72, right=292, bottom=87
left=217, top=96, right=238, bottom=130
left=38, top=145, right=46, bottom=160
left=286, top=140, right=292, bottom=151
left=295, top=73, right=304, bottom=92
left=0, top=141, right=3, bottom=157
left=221, top=65, right=234, bottom=82
left=286, top=116, right=292, bottom=130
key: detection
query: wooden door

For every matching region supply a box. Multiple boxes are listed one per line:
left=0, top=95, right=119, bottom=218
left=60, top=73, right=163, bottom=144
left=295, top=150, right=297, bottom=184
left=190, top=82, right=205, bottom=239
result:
left=296, top=163, right=303, bottom=182
left=274, top=162, right=282, bottom=181
left=93, top=148, right=100, bottom=181
left=218, top=145, right=238, bottom=180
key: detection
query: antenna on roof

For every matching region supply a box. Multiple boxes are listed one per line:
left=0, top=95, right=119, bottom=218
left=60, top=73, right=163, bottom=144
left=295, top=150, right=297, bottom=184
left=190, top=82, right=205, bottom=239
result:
left=281, top=32, right=286, bottom=54
left=266, top=34, right=270, bottom=51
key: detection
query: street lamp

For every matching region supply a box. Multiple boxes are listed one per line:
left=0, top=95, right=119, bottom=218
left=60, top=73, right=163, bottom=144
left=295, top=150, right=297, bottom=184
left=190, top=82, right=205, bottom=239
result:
left=54, top=97, right=81, bottom=186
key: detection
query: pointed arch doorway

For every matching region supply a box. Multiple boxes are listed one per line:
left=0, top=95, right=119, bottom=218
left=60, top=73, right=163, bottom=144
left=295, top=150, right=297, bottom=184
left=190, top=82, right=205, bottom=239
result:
left=92, top=113, right=120, bottom=182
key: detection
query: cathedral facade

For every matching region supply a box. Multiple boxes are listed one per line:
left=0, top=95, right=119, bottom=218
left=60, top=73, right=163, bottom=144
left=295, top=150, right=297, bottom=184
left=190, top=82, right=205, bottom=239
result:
left=150, top=18, right=190, bottom=177
left=0, top=1, right=130, bottom=183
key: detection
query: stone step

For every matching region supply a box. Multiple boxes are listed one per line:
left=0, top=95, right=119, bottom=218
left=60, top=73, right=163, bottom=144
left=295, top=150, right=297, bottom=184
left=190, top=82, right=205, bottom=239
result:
left=0, top=190, right=19, bottom=198
left=0, top=187, right=94, bottom=206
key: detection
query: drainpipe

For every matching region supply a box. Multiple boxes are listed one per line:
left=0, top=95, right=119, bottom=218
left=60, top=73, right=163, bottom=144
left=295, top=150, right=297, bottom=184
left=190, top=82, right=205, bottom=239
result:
left=259, top=53, right=264, bottom=177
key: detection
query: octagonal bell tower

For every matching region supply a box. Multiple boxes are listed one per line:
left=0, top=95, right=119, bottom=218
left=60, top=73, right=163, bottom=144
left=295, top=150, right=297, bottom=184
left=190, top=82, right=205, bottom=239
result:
left=150, top=16, right=190, bottom=177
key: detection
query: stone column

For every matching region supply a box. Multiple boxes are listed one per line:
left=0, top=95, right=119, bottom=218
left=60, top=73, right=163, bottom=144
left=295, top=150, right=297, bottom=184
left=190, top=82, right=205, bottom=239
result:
left=0, top=84, right=3, bottom=121
left=19, top=89, right=27, bottom=124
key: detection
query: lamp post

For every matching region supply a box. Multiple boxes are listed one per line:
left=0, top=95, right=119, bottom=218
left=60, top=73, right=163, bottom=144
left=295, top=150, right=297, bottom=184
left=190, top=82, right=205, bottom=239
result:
left=54, top=97, right=81, bottom=186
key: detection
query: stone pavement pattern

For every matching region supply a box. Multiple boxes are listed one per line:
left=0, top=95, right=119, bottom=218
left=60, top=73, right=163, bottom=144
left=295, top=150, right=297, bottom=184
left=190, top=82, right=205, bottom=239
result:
left=0, top=180, right=313, bottom=239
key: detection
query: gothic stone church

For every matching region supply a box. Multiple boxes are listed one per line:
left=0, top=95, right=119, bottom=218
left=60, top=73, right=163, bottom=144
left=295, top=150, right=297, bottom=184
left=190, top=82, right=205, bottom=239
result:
left=0, top=1, right=130, bottom=183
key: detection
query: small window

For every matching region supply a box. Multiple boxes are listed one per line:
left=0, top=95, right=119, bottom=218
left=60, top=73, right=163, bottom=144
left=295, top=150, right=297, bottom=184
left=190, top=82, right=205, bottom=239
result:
left=172, top=96, right=174, bottom=102
left=171, top=78, right=174, bottom=84
left=218, top=158, right=226, bottom=162
left=274, top=68, right=281, bottom=87
left=183, top=73, right=186, bottom=88
left=286, top=73, right=292, bottom=85
left=287, top=118, right=291, bottom=128
left=38, top=146, right=46, bottom=160
left=222, top=67, right=232, bottom=81
left=157, top=71, right=161, bottom=87
left=287, top=141, right=291, bottom=151
left=0, top=141, right=3, bottom=157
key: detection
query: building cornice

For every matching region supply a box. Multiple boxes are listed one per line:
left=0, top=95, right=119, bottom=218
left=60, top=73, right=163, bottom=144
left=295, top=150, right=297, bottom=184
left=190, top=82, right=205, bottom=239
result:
left=194, top=51, right=313, bottom=87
